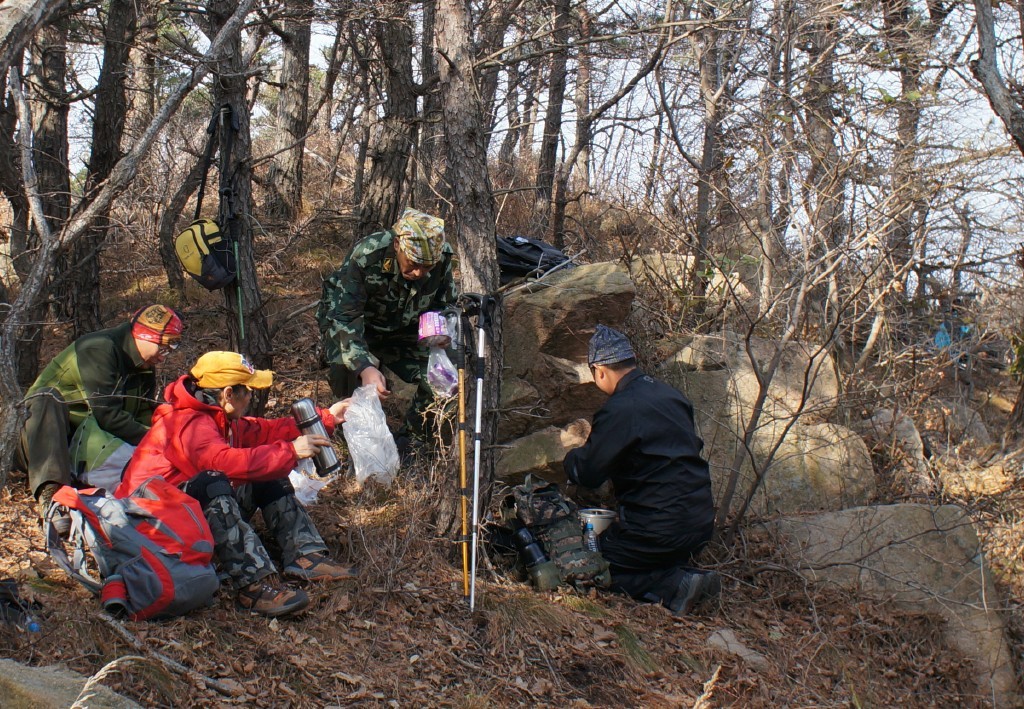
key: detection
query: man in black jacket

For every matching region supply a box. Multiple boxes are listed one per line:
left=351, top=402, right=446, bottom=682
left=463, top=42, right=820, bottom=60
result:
left=563, top=325, right=720, bottom=615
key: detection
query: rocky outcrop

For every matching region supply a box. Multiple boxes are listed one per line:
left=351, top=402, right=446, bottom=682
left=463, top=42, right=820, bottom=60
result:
left=499, top=262, right=635, bottom=440
left=853, top=408, right=932, bottom=494
left=773, top=505, right=1018, bottom=706
left=496, top=420, right=589, bottom=484
left=657, top=331, right=872, bottom=515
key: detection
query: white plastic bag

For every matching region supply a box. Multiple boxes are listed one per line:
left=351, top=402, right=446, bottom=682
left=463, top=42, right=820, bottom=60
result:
left=288, top=459, right=335, bottom=506
left=427, top=346, right=458, bottom=397
left=342, top=385, right=400, bottom=485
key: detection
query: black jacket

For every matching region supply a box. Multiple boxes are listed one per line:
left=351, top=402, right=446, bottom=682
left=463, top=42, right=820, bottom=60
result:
left=564, top=369, right=715, bottom=541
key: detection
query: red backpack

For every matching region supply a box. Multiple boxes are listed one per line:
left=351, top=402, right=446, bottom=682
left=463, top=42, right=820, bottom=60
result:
left=46, top=476, right=219, bottom=620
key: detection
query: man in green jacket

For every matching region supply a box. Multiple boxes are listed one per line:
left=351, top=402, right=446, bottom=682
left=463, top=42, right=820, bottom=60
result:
left=20, top=304, right=183, bottom=526
left=316, top=209, right=458, bottom=443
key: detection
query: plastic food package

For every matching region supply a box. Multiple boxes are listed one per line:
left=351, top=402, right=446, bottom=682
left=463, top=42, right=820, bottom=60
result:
left=288, top=459, right=334, bottom=506
left=342, top=385, right=400, bottom=484
left=418, top=311, right=451, bottom=348
left=427, top=346, right=458, bottom=397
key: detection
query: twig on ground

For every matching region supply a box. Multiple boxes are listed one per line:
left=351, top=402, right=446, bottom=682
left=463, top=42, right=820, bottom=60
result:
left=98, top=612, right=240, bottom=696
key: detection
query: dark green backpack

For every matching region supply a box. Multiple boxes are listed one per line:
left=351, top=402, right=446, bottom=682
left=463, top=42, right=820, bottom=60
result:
left=504, top=475, right=611, bottom=589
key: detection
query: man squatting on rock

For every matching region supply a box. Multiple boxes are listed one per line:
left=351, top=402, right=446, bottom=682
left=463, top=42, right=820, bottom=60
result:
left=117, top=351, right=357, bottom=618
left=564, top=325, right=722, bottom=615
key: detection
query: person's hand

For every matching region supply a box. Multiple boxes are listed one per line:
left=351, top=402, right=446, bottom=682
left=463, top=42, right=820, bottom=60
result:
left=562, top=418, right=591, bottom=447
left=360, top=366, right=390, bottom=399
left=293, top=434, right=331, bottom=459
left=329, top=399, right=352, bottom=425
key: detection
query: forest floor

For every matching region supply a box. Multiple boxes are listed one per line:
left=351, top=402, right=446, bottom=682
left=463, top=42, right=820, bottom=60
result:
left=0, top=225, right=1021, bottom=707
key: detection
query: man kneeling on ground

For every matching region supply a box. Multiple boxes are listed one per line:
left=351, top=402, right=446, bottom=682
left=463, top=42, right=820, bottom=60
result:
left=117, top=351, right=356, bottom=618
left=563, top=326, right=721, bottom=616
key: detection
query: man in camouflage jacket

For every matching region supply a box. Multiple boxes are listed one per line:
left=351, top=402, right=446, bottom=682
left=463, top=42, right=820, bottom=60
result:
left=317, top=209, right=458, bottom=441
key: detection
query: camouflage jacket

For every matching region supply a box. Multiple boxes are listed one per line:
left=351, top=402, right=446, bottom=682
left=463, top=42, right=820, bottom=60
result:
left=317, top=229, right=458, bottom=373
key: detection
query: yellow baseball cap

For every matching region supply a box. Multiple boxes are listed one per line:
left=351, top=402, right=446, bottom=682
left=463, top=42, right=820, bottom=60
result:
left=190, top=351, right=273, bottom=389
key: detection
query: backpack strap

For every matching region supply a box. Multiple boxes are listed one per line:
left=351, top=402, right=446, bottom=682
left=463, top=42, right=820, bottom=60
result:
left=45, top=492, right=102, bottom=594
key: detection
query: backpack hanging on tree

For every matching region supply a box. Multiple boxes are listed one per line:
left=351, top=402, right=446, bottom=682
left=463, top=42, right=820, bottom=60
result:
left=173, top=104, right=238, bottom=291
left=502, top=475, right=611, bottom=589
left=174, top=218, right=236, bottom=290
left=46, top=476, right=220, bottom=620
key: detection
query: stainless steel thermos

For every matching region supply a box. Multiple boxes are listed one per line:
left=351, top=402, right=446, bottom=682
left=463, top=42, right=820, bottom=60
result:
left=290, top=398, right=342, bottom=477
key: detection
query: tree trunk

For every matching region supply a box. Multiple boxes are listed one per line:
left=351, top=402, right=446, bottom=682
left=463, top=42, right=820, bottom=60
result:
left=0, top=0, right=63, bottom=82
left=266, top=0, right=312, bottom=221
left=972, top=0, right=1024, bottom=156
left=436, top=0, right=501, bottom=555
left=357, top=13, right=417, bottom=237
left=206, top=0, right=273, bottom=410
left=26, top=15, right=69, bottom=382
left=415, top=0, right=446, bottom=215
left=533, top=0, right=570, bottom=235
left=73, top=0, right=138, bottom=337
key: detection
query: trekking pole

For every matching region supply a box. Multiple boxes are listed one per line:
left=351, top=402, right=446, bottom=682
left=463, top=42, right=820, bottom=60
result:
left=452, top=305, right=471, bottom=600
left=464, top=294, right=491, bottom=611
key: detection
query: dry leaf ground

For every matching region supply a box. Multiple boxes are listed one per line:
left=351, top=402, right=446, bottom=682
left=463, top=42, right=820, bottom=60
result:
left=0, top=224, right=1019, bottom=707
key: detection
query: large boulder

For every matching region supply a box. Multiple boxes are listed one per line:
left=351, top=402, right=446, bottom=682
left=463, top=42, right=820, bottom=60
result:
left=773, top=505, right=1019, bottom=706
left=751, top=422, right=875, bottom=514
left=852, top=408, right=933, bottom=496
left=499, top=262, right=635, bottom=440
left=918, top=398, right=994, bottom=456
left=657, top=331, right=865, bottom=515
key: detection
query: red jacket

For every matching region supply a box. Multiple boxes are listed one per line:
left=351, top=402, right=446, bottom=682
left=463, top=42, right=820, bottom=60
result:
left=117, top=375, right=336, bottom=496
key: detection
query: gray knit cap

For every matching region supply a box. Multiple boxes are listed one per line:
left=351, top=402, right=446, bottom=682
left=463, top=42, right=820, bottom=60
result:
left=588, top=325, right=635, bottom=366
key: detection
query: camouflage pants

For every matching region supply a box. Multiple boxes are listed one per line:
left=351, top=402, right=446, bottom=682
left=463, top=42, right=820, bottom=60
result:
left=326, top=338, right=440, bottom=440
left=183, top=473, right=327, bottom=589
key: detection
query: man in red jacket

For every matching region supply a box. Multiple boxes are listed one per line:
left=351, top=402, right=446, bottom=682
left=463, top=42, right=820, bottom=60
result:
left=119, top=351, right=355, bottom=618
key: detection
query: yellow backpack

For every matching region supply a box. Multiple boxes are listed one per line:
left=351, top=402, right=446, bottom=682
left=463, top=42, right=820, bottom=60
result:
left=174, top=218, right=236, bottom=290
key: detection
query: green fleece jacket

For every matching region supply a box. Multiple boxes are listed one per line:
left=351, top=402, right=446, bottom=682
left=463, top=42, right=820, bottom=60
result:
left=26, top=321, right=156, bottom=446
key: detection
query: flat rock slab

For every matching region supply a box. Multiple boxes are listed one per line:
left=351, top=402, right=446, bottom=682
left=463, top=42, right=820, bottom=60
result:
left=0, top=658, right=141, bottom=708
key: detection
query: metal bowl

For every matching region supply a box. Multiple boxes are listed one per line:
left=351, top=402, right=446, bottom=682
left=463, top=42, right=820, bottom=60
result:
left=579, top=508, right=617, bottom=535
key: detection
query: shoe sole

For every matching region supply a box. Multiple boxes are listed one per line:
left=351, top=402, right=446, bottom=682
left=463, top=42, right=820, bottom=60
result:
left=238, top=595, right=310, bottom=618
left=283, top=568, right=358, bottom=582
left=672, top=571, right=721, bottom=617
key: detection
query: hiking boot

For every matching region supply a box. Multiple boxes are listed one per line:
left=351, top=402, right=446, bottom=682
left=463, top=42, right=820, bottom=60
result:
left=237, top=575, right=309, bottom=617
left=37, top=483, right=70, bottom=538
left=666, top=570, right=721, bottom=616
left=283, top=552, right=359, bottom=582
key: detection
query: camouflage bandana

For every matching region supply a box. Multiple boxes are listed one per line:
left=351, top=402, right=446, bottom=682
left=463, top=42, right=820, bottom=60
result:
left=393, top=209, right=445, bottom=266
left=588, top=325, right=635, bottom=366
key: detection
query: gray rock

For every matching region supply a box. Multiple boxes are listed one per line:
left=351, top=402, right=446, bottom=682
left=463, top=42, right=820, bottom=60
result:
left=0, top=658, right=142, bottom=708
left=773, top=505, right=1019, bottom=706
left=496, top=420, right=590, bottom=485
left=706, top=628, right=769, bottom=670
left=499, top=263, right=634, bottom=439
